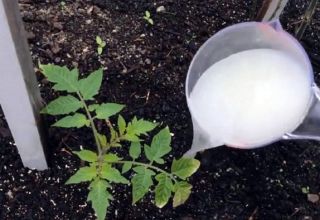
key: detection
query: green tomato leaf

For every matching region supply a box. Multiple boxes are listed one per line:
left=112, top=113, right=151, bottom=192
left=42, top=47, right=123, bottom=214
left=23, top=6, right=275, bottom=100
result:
left=129, top=142, right=141, bottom=160
left=155, top=173, right=173, bottom=208
left=133, top=166, right=156, bottom=175
left=39, top=64, right=79, bottom=92
left=97, top=133, right=107, bottom=148
left=41, top=95, right=82, bottom=115
left=123, top=133, right=141, bottom=142
left=124, top=117, right=157, bottom=141
left=144, top=127, right=171, bottom=164
left=88, top=104, right=100, bottom=112
left=122, top=162, right=132, bottom=174
left=104, top=153, right=121, bottom=162
left=117, top=115, right=126, bottom=136
left=52, top=113, right=89, bottom=128
left=78, top=68, right=103, bottom=100
left=101, top=164, right=129, bottom=184
left=172, top=181, right=192, bottom=207
left=171, top=158, right=200, bottom=180
left=148, top=18, right=154, bottom=25
left=65, top=166, right=97, bottom=184
left=95, top=103, right=125, bottom=119
left=131, top=166, right=155, bottom=204
left=110, top=128, right=118, bottom=143
left=96, top=36, right=102, bottom=45
left=73, top=150, right=98, bottom=162
left=87, top=179, right=113, bottom=220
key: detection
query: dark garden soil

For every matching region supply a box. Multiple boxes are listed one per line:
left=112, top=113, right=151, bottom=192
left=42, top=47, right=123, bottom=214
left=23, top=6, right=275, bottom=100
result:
left=1, top=0, right=320, bottom=219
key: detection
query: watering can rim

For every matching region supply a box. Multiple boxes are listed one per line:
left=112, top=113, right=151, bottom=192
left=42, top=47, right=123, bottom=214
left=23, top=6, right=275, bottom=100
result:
left=185, top=20, right=314, bottom=102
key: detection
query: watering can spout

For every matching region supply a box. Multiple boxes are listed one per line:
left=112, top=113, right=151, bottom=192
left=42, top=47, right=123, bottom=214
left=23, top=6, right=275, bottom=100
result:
left=184, top=119, right=224, bottom=158
left=284, top=84, right=320, bottom=141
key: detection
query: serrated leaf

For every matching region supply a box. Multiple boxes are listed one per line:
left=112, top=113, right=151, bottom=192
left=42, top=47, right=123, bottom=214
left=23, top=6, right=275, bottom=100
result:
left=129, top=142, right=141, bottom=160
left=133, top=166, right=156, bottom=175
left=97, top=133, right=107, bottom=148
left=87, top=179, right=112, bottom=220
left=123, top=133, right=141, bottom=142
left=131, top=167, right=155, bottom=204
left=95, top=103, right=125, bottom=119
left=155, top=173, right=173, bottom=208
left=144, top=127, right=171, bottom=164
left=122, top=162, right=132, bottom=174
left=101, top=164, right=129, bottom=184
left=78, top=69, right=103, bottom=100
left=73, top=150, right=98, bottom=162
left=41, top=95, right=82, bottom=115
left=52, top=113, right=89, bottom=128
left=110, top=128, right=118, bottom=143
left=171, top=158, right=200, bottom=180
left=96, top=36, right=102, bottom=45
left=97, top=47, right=103, bottom=55
left=88, top=104, right=100, bottom=112
left=39, top=64, right=79, bottom=92
left=173, top=181, right=192, bottom=207
left=65, top=166, right=97, bottom=184
left=104, top=153, right=121, bottom=162
left=118, top=115, right=126, bottom=136
left=124, top=117, right=157, bottom=141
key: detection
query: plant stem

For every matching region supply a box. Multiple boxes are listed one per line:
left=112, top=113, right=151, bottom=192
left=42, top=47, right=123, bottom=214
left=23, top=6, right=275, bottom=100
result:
left=76, top=92, right=103, bottom=156
left=111, top=160, right=177, bottom=183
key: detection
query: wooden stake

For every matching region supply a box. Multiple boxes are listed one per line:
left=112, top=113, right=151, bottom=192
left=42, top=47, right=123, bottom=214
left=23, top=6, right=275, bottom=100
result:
left=0, top=0, right=48, bottom=170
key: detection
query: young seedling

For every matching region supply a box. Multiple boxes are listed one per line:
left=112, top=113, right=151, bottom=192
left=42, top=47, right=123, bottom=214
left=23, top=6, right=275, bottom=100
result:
left=39, top=64, right=200, bottom=220
left=60, top=1, right=66, bottom=10
left=96, top=36, right=106, bottom=55
left=143, top=10, right=154, bottom=25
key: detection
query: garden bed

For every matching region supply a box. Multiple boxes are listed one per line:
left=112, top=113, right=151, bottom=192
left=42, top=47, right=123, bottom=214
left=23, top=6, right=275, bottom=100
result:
left=1, top=0, right=320, bottom=219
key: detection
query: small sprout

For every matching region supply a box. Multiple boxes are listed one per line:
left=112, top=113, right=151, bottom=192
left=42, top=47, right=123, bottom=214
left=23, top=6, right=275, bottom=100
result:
left=302, top=186, right=310, bottom=194
left=96, top=36, right=106, bottom=55
left=143, top=10, right=154, bottom=25
left=60, top=1, right=66, bottom=10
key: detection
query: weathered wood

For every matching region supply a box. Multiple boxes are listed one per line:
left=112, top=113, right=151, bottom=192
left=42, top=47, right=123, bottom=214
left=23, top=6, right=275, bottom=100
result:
left=0, top=0, right=48, bottom=170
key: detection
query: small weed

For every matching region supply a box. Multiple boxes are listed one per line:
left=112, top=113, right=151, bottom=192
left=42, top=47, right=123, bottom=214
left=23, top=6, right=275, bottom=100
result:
left=96, top=36, right=106, bottom=55
left=143, top=10, right=154, bottom=25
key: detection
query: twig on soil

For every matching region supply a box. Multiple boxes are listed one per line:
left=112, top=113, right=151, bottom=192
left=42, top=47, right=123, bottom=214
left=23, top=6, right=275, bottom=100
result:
left=60, top=147, right=73, bottom=156
left=289, top=207, right=301, bottom=218
left=145, top=90, right=150, bottom=104
left=166, top=48, right=174, bottom=57
left=248, top=207, right=258, bottom=220
left=295, top=0, right=319, bottom=40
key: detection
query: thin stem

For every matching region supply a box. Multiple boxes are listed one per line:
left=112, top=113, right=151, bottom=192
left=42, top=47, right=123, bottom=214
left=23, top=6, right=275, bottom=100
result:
left=111, top=160, right=178, bottom=183
left=76, top=91, right=103, bottom=156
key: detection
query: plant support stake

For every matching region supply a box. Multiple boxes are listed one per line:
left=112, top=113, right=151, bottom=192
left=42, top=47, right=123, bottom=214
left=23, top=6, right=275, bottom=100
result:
left=0, top=0, right=48, bottom=170
left=256, top=0, right=289, bottom=22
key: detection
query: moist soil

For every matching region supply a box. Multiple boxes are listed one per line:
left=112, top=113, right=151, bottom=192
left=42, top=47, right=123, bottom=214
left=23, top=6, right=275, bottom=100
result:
left=1, top=0, right=320, bottom=219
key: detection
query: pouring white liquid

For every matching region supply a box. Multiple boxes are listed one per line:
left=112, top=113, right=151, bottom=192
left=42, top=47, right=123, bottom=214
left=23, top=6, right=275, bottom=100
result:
left=189, top=48, right=312, bottom=149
